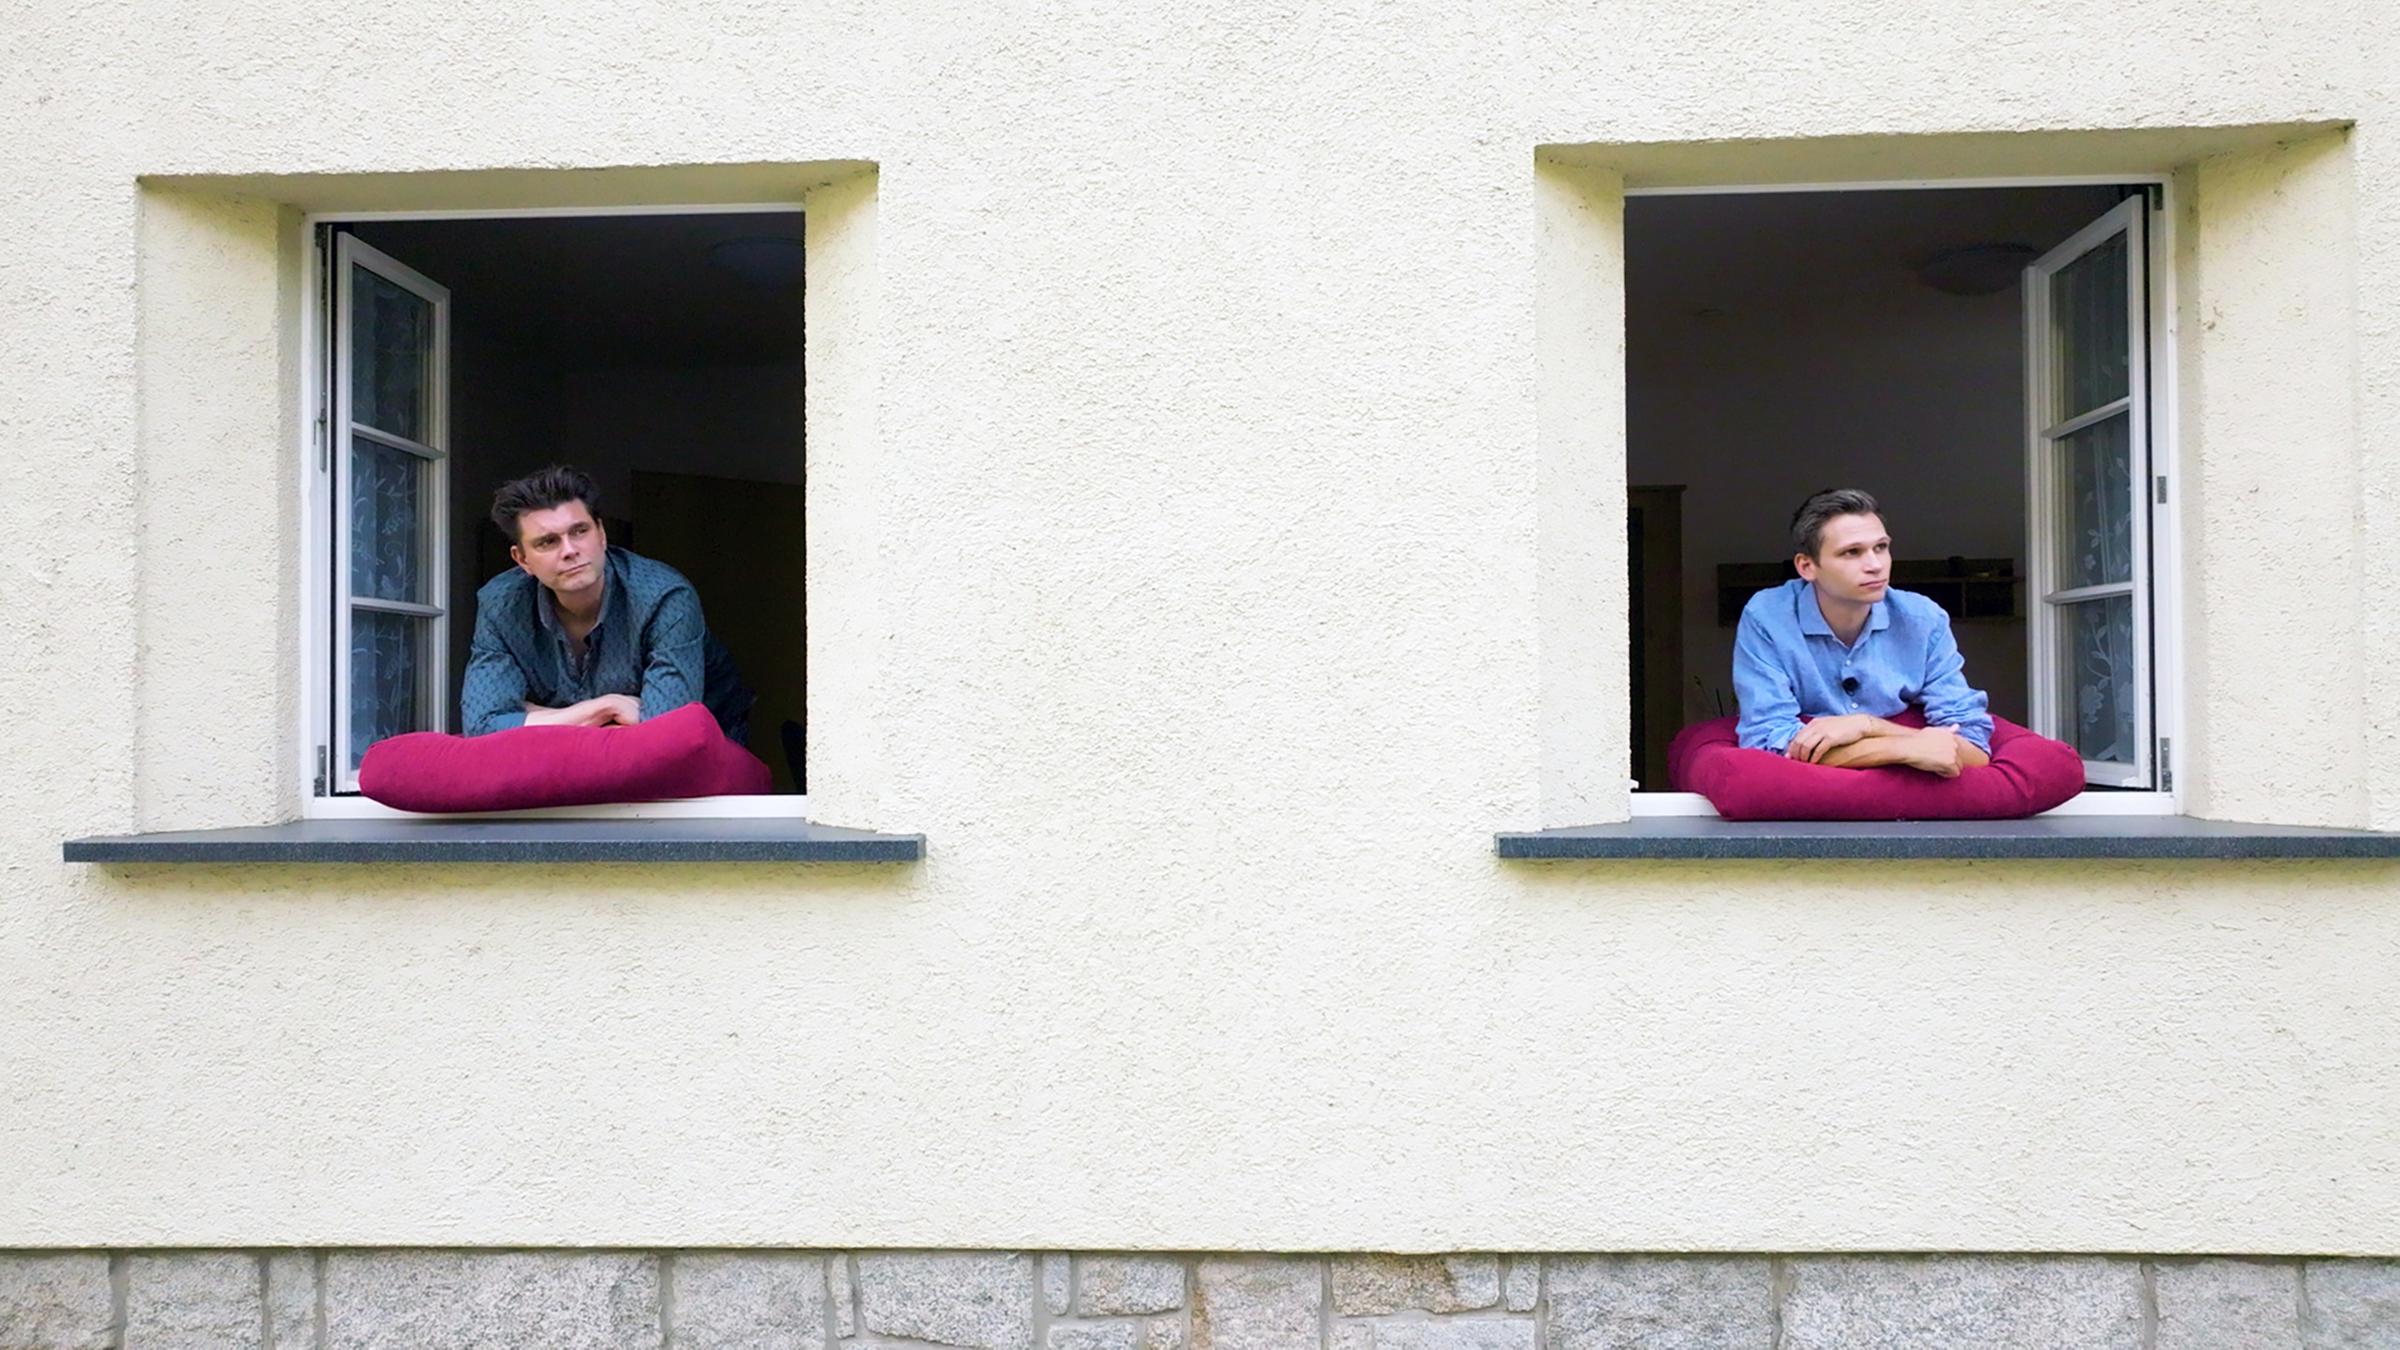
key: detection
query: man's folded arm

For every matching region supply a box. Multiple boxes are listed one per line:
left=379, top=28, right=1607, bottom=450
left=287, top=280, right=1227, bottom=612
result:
left=1731, top=611, right=1803, bottom=753
left=637, top=588, right=709, bottom=721
left=461, top=609, right=531, bottom=735
left=1917, top=611, right=1994, bottom=751
left=1814, top=730, right=1988, bottom=772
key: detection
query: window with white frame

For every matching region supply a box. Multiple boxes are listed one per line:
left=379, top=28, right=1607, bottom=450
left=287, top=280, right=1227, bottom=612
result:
left=331, top=236, right=453, bottom=786
left=307, top=208, right=811, bottom=808
left=1621, top=180, right=2175, bottom=810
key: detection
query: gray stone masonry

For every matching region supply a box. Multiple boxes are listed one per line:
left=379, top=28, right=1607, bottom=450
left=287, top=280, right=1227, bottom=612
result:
left=324, top=1251, right=659, bottom=1350
left=124, top=1253, right=259, bottom=1349
left=1781, top=1255, right=2143, bottom=1349
left=669, top=1253, right=829, bottom=1350
left=2303, top=1260, right=2400, bottom=1349
left=2154, top=1260, right=2301, bottom=1350
left=1192, top=1258, right=1320, bottom=1350
left=1547, top=1255, right=1770, bottom=1350
left=0, top=1253, right=112, bottom=1350
left=1079, top=1256, right=1186, bottom=1316
left=857, top=1252, right=1034, bottom=1350
left=4, top=1250, right=2399, bottom=1349
left=1329, top=1256, right=1499, bottom=1316
left=1043, top=1257, right=1072, bottom=1318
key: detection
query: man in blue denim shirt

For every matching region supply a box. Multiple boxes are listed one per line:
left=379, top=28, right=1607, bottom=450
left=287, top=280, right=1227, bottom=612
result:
left=461, top=465, right=753, bottom=742
left=1733, top=488, right=1992, bottom=778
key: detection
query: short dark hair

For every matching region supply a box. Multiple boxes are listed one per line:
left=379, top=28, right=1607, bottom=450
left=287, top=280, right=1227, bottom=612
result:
left=491, top=465, right=600, bottom=543
left=1789, top=487, right=1881, bottom=558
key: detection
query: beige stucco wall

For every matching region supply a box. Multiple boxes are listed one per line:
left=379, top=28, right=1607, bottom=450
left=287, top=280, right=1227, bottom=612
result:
left=6, top=1, right=2400, bottom=1251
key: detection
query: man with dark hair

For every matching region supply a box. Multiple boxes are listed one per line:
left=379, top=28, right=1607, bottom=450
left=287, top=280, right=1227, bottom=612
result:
left=1731, top=487, right=1993, bottom=777
left=461, top=465, right=754, bottom=741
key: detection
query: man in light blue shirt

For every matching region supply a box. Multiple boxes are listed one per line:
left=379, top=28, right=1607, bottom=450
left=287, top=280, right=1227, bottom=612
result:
left=1732, top=488, right=1993, bottom=778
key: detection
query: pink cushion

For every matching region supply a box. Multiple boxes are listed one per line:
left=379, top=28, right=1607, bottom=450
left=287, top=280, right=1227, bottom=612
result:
left=1667, top=711, right=2084, bottom=821
left=358, top=702, right=772, bottom=812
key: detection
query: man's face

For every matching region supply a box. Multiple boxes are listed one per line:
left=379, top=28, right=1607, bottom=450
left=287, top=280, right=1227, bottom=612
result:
left=1795, top=512, right=1891, bottom=606
left=510, top=500, right=608, bottom=597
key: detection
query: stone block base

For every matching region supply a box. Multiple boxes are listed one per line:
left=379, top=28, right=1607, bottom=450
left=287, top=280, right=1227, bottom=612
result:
left=1, top=1250, right=2391, bottom=1348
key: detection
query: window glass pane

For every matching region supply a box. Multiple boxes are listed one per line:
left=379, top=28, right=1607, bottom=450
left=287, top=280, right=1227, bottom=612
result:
left=349, top=609, right=424, bottom=771
left=351, top=265, right=432, bottom=442
left=350, top=438, right=422, bottom=602
left=2049, top=229, right=2128, bottom=421
left=2057, top=411, right=2132, bottom=590
left=2058, top=594, right=2136, bottom=766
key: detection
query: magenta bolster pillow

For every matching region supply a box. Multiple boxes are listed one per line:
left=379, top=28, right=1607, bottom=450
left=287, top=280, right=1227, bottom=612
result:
left=1666, top=711, right=2084, bottom=821
left=358, top=702, right=772, bottom=812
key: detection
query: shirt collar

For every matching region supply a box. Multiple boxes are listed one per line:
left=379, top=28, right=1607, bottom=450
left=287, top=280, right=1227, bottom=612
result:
left=535, top=551, right=621, bottom=639
left=1797, top=583, right=1890, bottom=639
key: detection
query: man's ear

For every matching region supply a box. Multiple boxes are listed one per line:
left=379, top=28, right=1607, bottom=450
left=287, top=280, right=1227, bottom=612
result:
left=509, top=544, right=529, bottom=574
left=1793, top=551, right=1818, bottom=582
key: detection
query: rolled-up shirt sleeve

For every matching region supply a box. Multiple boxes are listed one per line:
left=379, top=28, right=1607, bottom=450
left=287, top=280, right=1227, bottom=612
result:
left=1733, top=608, right=1804, bottom=753
left=461, top=600, right=530, bottom=735
left=637, top=586, right=709, bottom=721
left=1917, top=611, right=1993, bottom=751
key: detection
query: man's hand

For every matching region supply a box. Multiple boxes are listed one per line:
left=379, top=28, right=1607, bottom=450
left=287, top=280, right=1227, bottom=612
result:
left=1786, top=713, right=1880, bottom=763
left=588, top=694, right=643, bottom=726
left=522, top=695, right=644, bottom=728
left=1900, top=727, right=1967, bottom=779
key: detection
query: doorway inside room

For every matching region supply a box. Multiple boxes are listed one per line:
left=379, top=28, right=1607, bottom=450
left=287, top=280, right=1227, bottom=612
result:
left=1624, top=183, right=2166, bottom=797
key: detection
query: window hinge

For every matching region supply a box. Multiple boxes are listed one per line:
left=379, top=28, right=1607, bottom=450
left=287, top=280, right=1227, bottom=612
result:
left=313, top=745, right=330, bottom=797
left=315, top=412, right=329, bottom=472
left=2154, top=475, right=2168, bottom=505
left=2158, top=737, right=2173, bottom=791
left=2141, top=182, right=2164, bottom=212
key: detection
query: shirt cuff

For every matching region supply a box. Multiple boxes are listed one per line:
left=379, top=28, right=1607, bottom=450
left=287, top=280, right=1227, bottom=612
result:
left=1934, top=719, right=1992, bottom=752
left=473, top=710, right=528, bottom=734
left=1739, top=726, right=1798, bottom=755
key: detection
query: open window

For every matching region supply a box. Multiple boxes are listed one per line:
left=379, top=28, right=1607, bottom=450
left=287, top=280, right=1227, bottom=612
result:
left=333, top=236, right=453, bottom=782
left=1623, top=182, right=2175, bottom=808
left=306, top=208, right=810, bottom=812
left=2025, top=198, right=2153, bottom=788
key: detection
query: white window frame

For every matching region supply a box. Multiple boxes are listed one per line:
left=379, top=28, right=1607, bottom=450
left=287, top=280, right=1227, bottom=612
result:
left=1622, top=173, right=2183, bottom=819
left=2024, top=197, right=2153, bottom=789
left=297, top=202, right=813, bottom=821
left=332, top=234, right=452, bottom=793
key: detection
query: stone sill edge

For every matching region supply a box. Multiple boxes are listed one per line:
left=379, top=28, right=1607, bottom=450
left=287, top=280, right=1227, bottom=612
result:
left=61, top=821, right=925, bottom=865
left=1494, top=816, right=2400, bottom=861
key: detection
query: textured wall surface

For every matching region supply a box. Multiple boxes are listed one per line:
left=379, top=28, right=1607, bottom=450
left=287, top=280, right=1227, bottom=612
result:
left=5, top=1, right=2400, bottom=1253
left=4, top=1248, right=2396, bottom=1349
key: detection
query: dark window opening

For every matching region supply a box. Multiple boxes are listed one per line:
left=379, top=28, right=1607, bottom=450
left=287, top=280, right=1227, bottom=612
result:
left=337, top=211, right=808, bottom=794
left=1624, top=185, right=2158, bottom=793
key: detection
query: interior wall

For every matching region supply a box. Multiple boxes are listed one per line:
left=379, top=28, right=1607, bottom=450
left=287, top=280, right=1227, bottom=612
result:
left=437, top=312, right=553, bottom=709
left=1626, top=187, right=2125, bottom=731
left=552, top=363, right=808, bottom=503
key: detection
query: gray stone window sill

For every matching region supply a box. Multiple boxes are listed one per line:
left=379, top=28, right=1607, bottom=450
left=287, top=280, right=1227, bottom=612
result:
left=1495, top=815, right=2400, bottom=860
left=63, top=818, right=924, bottom=864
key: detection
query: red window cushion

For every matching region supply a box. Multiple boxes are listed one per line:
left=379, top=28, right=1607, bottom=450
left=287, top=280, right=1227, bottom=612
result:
left=358, top=702, right=772, bottom=812
left=1666, top=711, right=2084, bottom=821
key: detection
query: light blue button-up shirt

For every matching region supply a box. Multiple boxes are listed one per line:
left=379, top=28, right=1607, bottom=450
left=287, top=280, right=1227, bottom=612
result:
left=1732, top=578, right=1992, bottom=754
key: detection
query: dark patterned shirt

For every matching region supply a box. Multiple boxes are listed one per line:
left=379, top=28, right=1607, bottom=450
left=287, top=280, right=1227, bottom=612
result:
left=461, top=547, right=753, bottom=742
